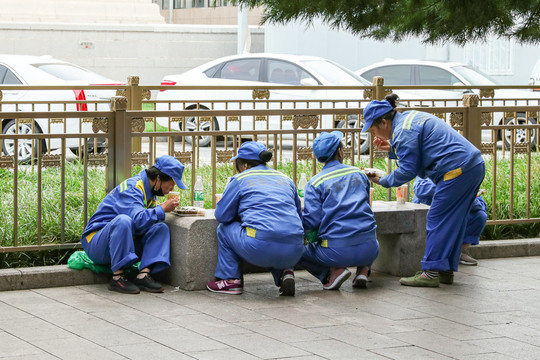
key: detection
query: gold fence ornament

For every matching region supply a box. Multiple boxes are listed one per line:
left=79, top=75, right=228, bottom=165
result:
left=87, top=153, right=108, bottom=167
left=174, top=151, right=193, bottom=165
left=116, top=89, right=126, bottom=97
left=479, top=89, right=495, bottom=99
left=92, top=117, right=109, bottom=133
left=297, top=147, right=313, bottom=161
left=450, top=113, right=464, bottom=127
left=252, top=89, right=270, bottom=100
left=0, top=155, right=14, bottom=169
left=131, top=118, right=145, bottom=133
left=131, top=152, right=149, bottom=165
left=363, top=88, right=373, bottom=100
left=481, top=112, right=492, bottom=126
left=293, top=114, right=319, bottom=130
left=141, top=89, right=151, bottom=101
left=480, top=142, right=495, bottom=154
left=42, top=154, right=61, bottom=168
left=216, top=150, right=234, bottom=164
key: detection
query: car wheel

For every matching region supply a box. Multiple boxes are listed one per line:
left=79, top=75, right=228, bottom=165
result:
left=503, top=116, right=537, bottom=150
left=183, top=115, right=218, bottom=147
left=337, top=115, right=370, bottom=155
left=2, top=119, right=44, bottom=163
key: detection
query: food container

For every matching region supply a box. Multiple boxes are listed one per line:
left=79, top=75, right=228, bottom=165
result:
left=167, top=191, right=180, bottom=201
left=215, top=193, right=223, bottom=203
left=396, top=185, right=408, bottom=204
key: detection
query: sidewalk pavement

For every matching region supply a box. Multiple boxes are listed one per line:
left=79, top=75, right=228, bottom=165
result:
left=1, top=256, right=540, bottom=360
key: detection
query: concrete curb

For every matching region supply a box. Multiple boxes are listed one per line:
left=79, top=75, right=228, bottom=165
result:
left=0, top=238, right=539, bottom=292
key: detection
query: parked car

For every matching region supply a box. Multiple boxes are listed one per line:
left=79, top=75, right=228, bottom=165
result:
left=357, top=59, right=539, bottom=148
left=156, top=53, right=423, bottom=154
left=0, top=55, right=121, bottom=162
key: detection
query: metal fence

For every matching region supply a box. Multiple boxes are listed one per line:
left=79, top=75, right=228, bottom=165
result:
left=0, top=76, right=539, bottom=253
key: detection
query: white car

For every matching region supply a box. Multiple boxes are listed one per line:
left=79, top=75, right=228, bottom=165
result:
left=357, top=59, right=539, bottom=148
left=156, top=53, right=423, bottom=154
left=0, top=55, right=121, bottom=162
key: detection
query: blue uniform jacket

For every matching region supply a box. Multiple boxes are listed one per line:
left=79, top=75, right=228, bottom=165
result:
left=302, top=161, right=376, bottom=244
left=380, top=110, right=484, bottom=188
left=83, top=170, right=165, bottom=239
left=215, top=165, right=303, bottom=239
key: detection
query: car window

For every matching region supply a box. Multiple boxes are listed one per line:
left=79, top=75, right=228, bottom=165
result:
left=267, top=60, right=310, bottom=85
left=215, top=59, right=261, bottom=81
left=361, top=65, right=412, bottom=85
left=0, top=65, right=23, bottom=85
left=302, top=59, right=367, bottom=85
left=33, top=63, right=110, bottom=82
left=418, top=65, right=460, bottom=86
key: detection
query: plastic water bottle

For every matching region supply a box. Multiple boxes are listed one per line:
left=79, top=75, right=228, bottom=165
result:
left=298, top=173, right=308, bottom=208
left=194, top=175, right=204, bottom=208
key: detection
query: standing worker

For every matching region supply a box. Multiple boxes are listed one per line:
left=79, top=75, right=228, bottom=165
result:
left=81, top=155, right=187, bottom=294
left=207, top=141, right=304, bottom=296
left=362, top=94, right=485, bottom=287
left=412, top=177, right=487, bottom=266
left=300, top=131, right=379, bottom=290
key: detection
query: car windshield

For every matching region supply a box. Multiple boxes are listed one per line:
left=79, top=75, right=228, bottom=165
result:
left=33, top=63, right=112, bottom=83
left=301, top=60, right=371, bottom=86
left=452, top=65, right=498, bottom=85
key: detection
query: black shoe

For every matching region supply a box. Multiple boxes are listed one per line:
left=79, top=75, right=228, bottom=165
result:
left=132, top=272, right=164, bottom=293
left=108, top=275, right=140, bottom=294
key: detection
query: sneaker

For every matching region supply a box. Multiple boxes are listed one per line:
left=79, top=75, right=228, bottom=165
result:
left=439, top=271, right=454, bottom=285
left=108, top=274, right=140, bottom=294
left=206, top=279, right=243, bottom=295
left=279, top=269, right=295, bottom=296
left=400, top=271, right=439, bottom=288
left=459, top=252, right=478, bottom=266
left=132, top=272, right=165, bottom=293
left=323, top=268, right=351, bottom=290
left=352, top=274, right=368, bottom=289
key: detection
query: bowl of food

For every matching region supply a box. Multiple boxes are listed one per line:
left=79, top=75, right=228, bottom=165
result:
left=361, top=168, right=387, bottom=178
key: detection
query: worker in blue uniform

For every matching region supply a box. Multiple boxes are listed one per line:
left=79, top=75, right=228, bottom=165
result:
left=81, top=155, right=186, bottom=294
left=299, top=131, right=379, bottom=290
left=362, top=94, right=485, bottom=287
left=207, top=141, right=304, bottom=296
left=412, top=177, right=487, bottom=266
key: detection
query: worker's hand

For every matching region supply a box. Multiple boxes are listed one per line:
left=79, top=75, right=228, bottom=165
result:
left=367, top=175, right=381, bottom=185
left=160, top=198, right=179, bottom=213
left=373, top=137, right=391, bottom=151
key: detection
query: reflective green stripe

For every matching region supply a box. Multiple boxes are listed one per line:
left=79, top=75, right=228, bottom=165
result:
left=119, top=180, right=128, bottom=192
left=236, top=170, right=288, bottom=180
left=312, top=168, right=362, bottom=188
left=402, top=111, right=417, bottom=130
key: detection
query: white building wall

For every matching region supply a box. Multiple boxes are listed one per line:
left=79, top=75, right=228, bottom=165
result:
left=0, top=22, right=264, bottom=84
left=265, top=19, right=540, bottom=85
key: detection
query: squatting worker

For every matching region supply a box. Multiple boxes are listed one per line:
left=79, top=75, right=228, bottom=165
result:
left=412, top=177, right=487, bottom=266
left=81, top=155, right=187, bottom=294
left=362, top=94, right=485, bottom=287
left=300, top=131, right=379, bottom=290
left=207, top=141, right=304, bottom=296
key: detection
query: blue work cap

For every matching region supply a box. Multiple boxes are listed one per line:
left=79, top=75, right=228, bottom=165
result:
left=230, top=141, right=268, bottom=161
left=155, top=155, right=187, bottom=190
left=362, top=99, right=394, bottom=132
left=313, top=131, right=343, bottom=162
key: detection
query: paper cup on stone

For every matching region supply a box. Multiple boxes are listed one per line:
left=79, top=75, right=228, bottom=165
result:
left=396, top=185, right=407, bottom=204
left=215, top=193, right=223, bottom=204
left=167, top=191, right=180, bottom=201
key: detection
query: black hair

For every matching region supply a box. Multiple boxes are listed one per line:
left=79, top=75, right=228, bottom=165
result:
left=235, top=150, right=273, bottom=172
left=146, top=166, right=173, bottom=182
left=371, top=93, right=399, bottom=128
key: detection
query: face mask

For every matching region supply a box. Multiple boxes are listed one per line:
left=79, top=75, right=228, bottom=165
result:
left=152, top=177, right=164, bottom=197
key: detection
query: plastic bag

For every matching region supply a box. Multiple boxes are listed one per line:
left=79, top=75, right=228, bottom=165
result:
left=67, top=251, right=139, bottom=276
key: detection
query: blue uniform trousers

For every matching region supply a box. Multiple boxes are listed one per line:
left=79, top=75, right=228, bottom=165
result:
left=463, top=209, right=487, bottom=246
left=215, top=222, right=304, bottom=286
left=82, top=214, right=171, bottom=273
left=422, top=163, right=485, bottom=272
left=299, top=237, right=379, bottom=283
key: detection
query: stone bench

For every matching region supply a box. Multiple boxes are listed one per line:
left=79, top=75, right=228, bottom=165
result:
left=158, top=201, right=430, bottom=290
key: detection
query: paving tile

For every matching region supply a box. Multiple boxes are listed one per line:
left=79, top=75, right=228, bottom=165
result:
left=292, top=339, right=388, bottom=359
left=136, top=326, right=228, bottom=353
left=107, top=342, right=193, bottom=360
left=237, top=319, right=329, bottom=343
left=333, top=312, right=422, bottom=335
left=186, top=348, right=260, bottom=360
left=0, top=317, right=74, bottom=342
left=0, top=354, right=59, bottom=360
left=466, top=337, right=540, bottom=360
left=31, top=337, right=127, bottom=360
left=212, top=333, right=310, bottom=359
left=310, top=324, right=407, bottom=349
left=0, top=301, right=34, bottom=321
left=91, top=308, right=178, bottom=332
left=0, top=331, right=44, bottom=357
left=372, top=345, right=454, bottom=359
left=167, top=313, right=252, bottom=337
left=62, top=317, right=149, bottom=347
left=255, top=305, right=343, bottom=328
left=186, top=301, right=271, bottom=323
left=396, top=317, right=499, bottom=341
left=476, top=322, right=540, bottom=347
left=387, top=330, right=492, bottom=357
